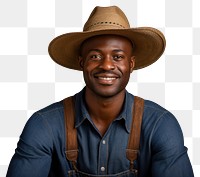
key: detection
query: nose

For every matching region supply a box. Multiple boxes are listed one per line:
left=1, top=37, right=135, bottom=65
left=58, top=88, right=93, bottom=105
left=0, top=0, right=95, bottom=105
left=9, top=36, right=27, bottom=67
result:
left=99, top=56, right=115, bottom=70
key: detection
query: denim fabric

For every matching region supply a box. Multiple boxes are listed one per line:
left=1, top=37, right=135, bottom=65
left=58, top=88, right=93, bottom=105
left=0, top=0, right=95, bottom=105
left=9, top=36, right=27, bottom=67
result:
left=7, top=88, right=194, bottom=177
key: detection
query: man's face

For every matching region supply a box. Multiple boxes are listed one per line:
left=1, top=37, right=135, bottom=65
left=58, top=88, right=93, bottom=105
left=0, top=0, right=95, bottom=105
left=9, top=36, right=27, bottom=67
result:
left=79, top=35, right=135, bottom=98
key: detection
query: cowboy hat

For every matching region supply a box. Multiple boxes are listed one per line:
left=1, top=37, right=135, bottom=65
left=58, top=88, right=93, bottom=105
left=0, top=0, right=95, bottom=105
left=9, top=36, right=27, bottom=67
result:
left=48, top=6, right=166, bottom=71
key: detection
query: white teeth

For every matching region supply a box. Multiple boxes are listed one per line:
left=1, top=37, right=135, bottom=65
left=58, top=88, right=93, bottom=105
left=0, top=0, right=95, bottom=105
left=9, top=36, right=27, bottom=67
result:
left=98, top=77, right=116, bottom=80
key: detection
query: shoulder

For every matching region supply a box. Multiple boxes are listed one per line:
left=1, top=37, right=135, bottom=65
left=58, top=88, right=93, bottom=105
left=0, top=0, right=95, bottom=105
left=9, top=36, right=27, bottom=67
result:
left=144, top=99, right=168, bottom=116
left=127, top=92, right=174, bottom=124
left=36, top=101, right=64, bottom=117
left=141, top=99, right=184, bottom=146
left=135, top=97, right=182, bottom=139
left=143, top=99, right=176, bottom=124
left=21, top=101, right=65, bottom=143
left=127, top=92, right=177, bottom=127
left=29, top=101, right=64, bottom=124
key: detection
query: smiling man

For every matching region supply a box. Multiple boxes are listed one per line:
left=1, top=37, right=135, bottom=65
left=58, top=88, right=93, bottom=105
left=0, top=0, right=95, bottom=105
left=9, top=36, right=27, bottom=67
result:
left=7, top=6, right=194, bottom=177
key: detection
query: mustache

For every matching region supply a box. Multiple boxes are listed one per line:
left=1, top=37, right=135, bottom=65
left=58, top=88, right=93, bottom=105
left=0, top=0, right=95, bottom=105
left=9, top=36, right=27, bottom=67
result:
left=93, top=70, right=121, bottom=76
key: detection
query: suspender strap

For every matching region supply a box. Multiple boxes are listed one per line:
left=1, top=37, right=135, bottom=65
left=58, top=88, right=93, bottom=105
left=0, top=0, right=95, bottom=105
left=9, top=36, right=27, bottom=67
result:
left=63, top=96, right=78, bottom=166
left=126, top=96, right=144, bottom=169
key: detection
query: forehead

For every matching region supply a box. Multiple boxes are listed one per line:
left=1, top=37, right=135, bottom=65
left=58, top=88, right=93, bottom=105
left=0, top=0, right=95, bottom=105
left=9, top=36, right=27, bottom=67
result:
left=80, top=34, right=133, bottom=52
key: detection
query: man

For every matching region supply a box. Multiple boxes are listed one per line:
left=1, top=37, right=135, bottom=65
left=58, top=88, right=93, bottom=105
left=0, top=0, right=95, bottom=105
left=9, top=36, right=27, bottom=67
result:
left=7, top=6, right=194, bottom=177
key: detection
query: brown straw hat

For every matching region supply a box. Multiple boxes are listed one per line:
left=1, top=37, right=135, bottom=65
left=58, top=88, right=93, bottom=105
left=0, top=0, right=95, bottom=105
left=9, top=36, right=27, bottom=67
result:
left=48, top=6, right=166, bottom=71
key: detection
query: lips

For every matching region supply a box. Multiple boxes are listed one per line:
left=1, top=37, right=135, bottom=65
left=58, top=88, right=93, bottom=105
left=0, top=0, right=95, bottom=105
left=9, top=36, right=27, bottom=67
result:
left=94, top=73, right=119, bottom=85
left=98, top=77, right=116, bottom=81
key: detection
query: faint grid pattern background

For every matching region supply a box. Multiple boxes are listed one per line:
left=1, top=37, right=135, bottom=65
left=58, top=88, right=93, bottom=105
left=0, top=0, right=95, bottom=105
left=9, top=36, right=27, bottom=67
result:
left=0, top=0, right=200, bottom=176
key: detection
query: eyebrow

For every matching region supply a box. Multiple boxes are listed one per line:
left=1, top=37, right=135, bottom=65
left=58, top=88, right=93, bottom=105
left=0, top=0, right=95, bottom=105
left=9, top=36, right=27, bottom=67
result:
left=88, top=49, right=125, bottom=53
left=112, top=49, right=125, bottom=53
left=88, top=49, right=101, bottom=53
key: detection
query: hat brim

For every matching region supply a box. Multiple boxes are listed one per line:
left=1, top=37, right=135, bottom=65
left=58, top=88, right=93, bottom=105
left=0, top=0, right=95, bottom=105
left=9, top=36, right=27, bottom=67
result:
left=48, top=27, right=166, bottom=71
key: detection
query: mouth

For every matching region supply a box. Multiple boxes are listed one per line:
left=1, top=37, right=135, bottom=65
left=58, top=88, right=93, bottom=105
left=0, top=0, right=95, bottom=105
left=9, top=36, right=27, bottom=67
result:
left=98, top=77, right=117, bottom=81
left=94, top=75, right=119, bottom=85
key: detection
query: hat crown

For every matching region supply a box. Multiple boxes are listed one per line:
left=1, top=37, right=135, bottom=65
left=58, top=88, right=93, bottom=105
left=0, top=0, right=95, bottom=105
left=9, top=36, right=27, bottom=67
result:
left=83, top=6, right=130, bottom=31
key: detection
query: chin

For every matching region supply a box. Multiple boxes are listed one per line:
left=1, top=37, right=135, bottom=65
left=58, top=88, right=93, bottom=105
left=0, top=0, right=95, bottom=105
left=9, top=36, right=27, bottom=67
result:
left=94, top=87, right=125, bottom=98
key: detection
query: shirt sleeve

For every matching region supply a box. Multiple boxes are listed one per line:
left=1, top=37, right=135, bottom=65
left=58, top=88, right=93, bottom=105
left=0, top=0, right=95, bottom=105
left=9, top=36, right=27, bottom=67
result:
left=6, top=113, right=54, bottom=177
left=150, top=112, right=194, bottom=177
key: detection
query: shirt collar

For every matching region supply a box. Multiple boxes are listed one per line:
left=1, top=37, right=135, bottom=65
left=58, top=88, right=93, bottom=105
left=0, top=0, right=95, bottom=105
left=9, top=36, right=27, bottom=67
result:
left=74, top=88, right=134, bottom=133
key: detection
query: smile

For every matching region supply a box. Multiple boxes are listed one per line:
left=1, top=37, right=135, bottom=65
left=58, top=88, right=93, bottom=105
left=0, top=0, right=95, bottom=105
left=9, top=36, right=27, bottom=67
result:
left=98, top=77, right=117, bottom=81
left=94, top=75, right=119, bottom=85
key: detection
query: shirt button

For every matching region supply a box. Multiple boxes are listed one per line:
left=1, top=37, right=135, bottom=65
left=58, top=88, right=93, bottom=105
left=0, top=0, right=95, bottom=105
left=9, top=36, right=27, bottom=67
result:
left=102, top=140, right=106, bottom=144
left=101, top=166, right=105, bottom=172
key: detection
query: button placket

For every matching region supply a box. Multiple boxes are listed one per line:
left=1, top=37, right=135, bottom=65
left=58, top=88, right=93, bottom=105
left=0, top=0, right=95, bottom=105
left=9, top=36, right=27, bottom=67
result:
left=98, top=138, right=108, bottom=174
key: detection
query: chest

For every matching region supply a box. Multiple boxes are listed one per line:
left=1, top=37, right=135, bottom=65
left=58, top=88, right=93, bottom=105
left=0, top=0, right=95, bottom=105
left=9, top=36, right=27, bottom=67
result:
left=76, top=120, right=131, bottom=174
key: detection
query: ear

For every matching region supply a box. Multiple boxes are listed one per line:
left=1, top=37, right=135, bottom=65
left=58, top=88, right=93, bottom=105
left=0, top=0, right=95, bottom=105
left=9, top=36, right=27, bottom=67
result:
left=78, top=56, right=84, bottom=69
left=130, top=56, right=135, bottom=73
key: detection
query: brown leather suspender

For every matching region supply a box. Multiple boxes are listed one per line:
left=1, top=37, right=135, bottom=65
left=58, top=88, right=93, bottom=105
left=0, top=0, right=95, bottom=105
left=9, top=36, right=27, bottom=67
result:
left=63, top=96, right=78, bottom=169
left=126, top=96, right=144, bottom=170
left=63, top=96, right=144, bottom=170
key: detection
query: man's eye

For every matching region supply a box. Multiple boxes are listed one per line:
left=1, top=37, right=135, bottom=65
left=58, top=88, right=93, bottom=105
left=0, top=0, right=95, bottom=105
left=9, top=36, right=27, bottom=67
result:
left=113, top=55, right=123, bottom=60
left=90, top=55, right=102, bottom=60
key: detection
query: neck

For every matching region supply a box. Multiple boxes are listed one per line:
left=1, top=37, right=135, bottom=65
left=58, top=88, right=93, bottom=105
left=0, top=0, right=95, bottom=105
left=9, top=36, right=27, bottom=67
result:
left=84, top=87, right=126, bottom=135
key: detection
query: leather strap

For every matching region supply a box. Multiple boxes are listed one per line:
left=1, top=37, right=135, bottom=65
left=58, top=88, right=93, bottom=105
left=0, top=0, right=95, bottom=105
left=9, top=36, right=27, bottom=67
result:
left=63, top=96, right=78, bottom=163
left=126, top=96, right=144, bottom=170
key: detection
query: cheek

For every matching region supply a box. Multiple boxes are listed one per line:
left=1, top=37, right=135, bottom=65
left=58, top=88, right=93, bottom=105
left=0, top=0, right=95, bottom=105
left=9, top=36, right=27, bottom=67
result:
left=118, top=62, right=132, bottom=74
left=84, top=64, right=93, bottom=76
left=82, top=62, right=97, bottom=80
left=84, top=61, right=100, bottom=73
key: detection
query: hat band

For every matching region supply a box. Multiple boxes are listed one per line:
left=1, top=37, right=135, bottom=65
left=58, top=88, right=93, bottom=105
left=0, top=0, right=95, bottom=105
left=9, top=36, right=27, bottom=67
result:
left=84, top=21, right=126, bottom=31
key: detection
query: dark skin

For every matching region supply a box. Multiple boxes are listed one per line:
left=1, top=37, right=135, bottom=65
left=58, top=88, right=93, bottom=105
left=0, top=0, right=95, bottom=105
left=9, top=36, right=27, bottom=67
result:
left=79, top=35, right=135, bottom=136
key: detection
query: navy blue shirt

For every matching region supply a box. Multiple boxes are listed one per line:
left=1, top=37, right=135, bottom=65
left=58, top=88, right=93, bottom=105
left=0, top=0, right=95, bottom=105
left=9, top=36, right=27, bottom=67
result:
left=7, top=89, right=194, bottom=177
